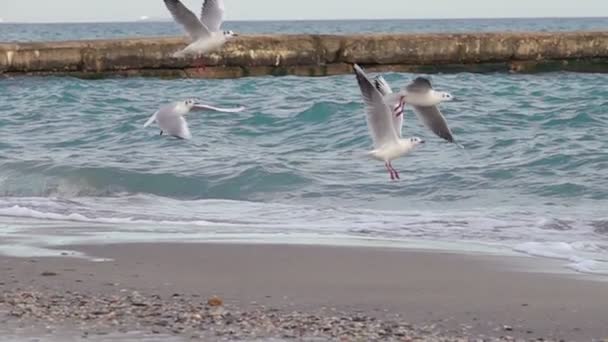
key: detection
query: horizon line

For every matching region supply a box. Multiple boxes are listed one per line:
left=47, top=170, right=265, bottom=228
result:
left=1, top=15, right=607, bottom=24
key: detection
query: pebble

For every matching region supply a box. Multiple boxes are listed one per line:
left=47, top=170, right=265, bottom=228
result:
left=0, top=289, right=555, bottom=341
left=207, top=296, right=224, bottom=307
left=40, top=272, right=58, bottom=277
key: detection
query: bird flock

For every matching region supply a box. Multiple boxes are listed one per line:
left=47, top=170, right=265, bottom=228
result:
left=146, top=0, right=459, bottom=181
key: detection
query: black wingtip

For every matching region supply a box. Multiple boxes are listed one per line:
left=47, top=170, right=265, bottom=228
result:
left=373, top=78, right=383, bottom=93
left=442, top=134, right=454, bottom=143
left=352, top=64, right=366, bottom=80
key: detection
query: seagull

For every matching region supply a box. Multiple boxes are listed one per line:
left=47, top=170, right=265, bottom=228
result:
left=353, top=64, right=425, bottom=181
left=374, top=76, right=457, bottom=143
left=143, top=99, right=245, bottom=140
left=382, top=76, right=455, bottom=108
left=163, top=0, right=238, bottom=67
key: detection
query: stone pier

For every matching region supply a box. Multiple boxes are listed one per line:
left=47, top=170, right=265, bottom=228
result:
left=1, top=32, right=607, bottom=78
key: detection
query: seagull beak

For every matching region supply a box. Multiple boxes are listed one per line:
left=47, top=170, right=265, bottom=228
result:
left=420, top=140, right=426, bottom=144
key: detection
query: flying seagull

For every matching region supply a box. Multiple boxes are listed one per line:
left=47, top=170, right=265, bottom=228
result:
left=353, top=64, right=425, bottom=181
left=374, top=76, right=457, bottom=143
left=164, top=0, right=237, bottom=66
left=144, top=99, right=245, bottom=140
left=382, top=76, right=455, bottom=108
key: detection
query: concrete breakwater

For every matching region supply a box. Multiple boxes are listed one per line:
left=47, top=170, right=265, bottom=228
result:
left=1, top=32, right=607, bottom=78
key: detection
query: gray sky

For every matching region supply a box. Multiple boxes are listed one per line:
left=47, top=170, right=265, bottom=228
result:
left=0, top=0, right=606, bottom=22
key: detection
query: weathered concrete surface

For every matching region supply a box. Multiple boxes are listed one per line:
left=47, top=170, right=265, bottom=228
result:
left=1, top=32, right=607, bottom=78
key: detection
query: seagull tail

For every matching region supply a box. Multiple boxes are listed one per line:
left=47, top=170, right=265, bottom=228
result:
left=143, top=111, right=158, bottom=128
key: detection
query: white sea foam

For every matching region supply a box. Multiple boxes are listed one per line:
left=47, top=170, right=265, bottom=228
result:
left=514, top=241, right=608, bottom=275
left=0, top=205, right=214, bottom=226
left=0, top=197, right=607, bottom=276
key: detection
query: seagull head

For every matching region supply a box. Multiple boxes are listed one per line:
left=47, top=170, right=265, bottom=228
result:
left=439, top=91, right=455, bottom=102
left=223, top=30, right=238, bottom=39
left=409, top=137, right=426, bottom=146
left=183, top=98, right=198, bottom=109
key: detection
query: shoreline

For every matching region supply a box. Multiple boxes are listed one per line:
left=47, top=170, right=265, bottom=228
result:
left=2, top=232, right=606, bottom=279
left=2, top=242, right=608, bottom=340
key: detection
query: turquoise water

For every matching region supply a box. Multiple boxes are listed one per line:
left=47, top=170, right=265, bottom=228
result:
left=1, top=72, right=607, bottom=273
left=1, top=18, right=607, bottom=42
left=1, top=19, right=608, bottom=274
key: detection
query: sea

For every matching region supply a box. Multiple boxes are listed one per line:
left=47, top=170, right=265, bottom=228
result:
left=1, top=18, right=608, bottom=275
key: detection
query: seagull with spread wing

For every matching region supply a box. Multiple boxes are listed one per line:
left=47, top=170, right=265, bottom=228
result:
left=374, top=75, right=458, bottom=144
left=353, top=64, right=426, bottom=181
left=164, top=0, right=237, bottom=68
left=144, top=99, right=245, bottom=140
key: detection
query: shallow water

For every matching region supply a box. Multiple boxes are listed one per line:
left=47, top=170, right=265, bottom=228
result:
left=1, top=70, right=607, bottom=274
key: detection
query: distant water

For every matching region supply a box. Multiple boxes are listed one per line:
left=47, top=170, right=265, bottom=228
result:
left=1, top=18, right=607, bottom=42
left=1, top=19, right=608, bottom=275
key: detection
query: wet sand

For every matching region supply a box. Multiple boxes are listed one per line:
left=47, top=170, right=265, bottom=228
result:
left=1, top=243, right=607, bottom=341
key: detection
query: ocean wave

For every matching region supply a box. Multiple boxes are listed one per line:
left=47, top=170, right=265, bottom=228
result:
left=2, top=68, right=608, bottom=275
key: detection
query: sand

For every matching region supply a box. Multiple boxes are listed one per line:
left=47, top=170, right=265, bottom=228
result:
left=1, top=243, right=607, bottom=341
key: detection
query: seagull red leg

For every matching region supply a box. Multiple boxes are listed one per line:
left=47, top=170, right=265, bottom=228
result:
left=394, top=99, right=406, bottom=117
left=198, top=60, right=207, bottom=72
left=389, top=162, right=400, bottom=180
left=195, top=55, right=207, bottom=73
left=385, top=163, right=395, bottom=180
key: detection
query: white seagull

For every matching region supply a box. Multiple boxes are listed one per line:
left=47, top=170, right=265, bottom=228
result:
left=164, top=0, right=237, bottom=63
left=144, top=99, right=245, bottom=140
left=374, top=76, right=457, bottom=143
left=353, top=64, right=425, bottom=181
left=383, top=76, right=455, bottom=108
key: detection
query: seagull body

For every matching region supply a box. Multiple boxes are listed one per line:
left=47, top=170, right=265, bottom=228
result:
left=353, top=64, right=425, bottom=180
left=164, top=0, right=237, bottom=60
left=375, top=76, right=457, bottom=143
left=144, top=99, right=245, bottom=140
left=173, top=32, right=229, bottom=58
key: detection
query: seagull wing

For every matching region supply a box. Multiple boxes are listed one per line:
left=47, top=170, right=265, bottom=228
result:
left=164, top=0, right=210, bottom=40
left=373, top=75, right=392, bottom=95
left=353, top=64, right=399, bottom=149
left=158, top=114, right=192, bottom=140
left=406, top=77, right=433, bottom=92
left=411, top=105, right=455, bottom=143
left=143, top=111, right=159, bottom=128
left=174, top=117, right=192, bottom=140
left=192, top=103, right=245, bottom=113
left=200, top=0, right=225, bottom=32
left=374, top=75, right=404, bottom=138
